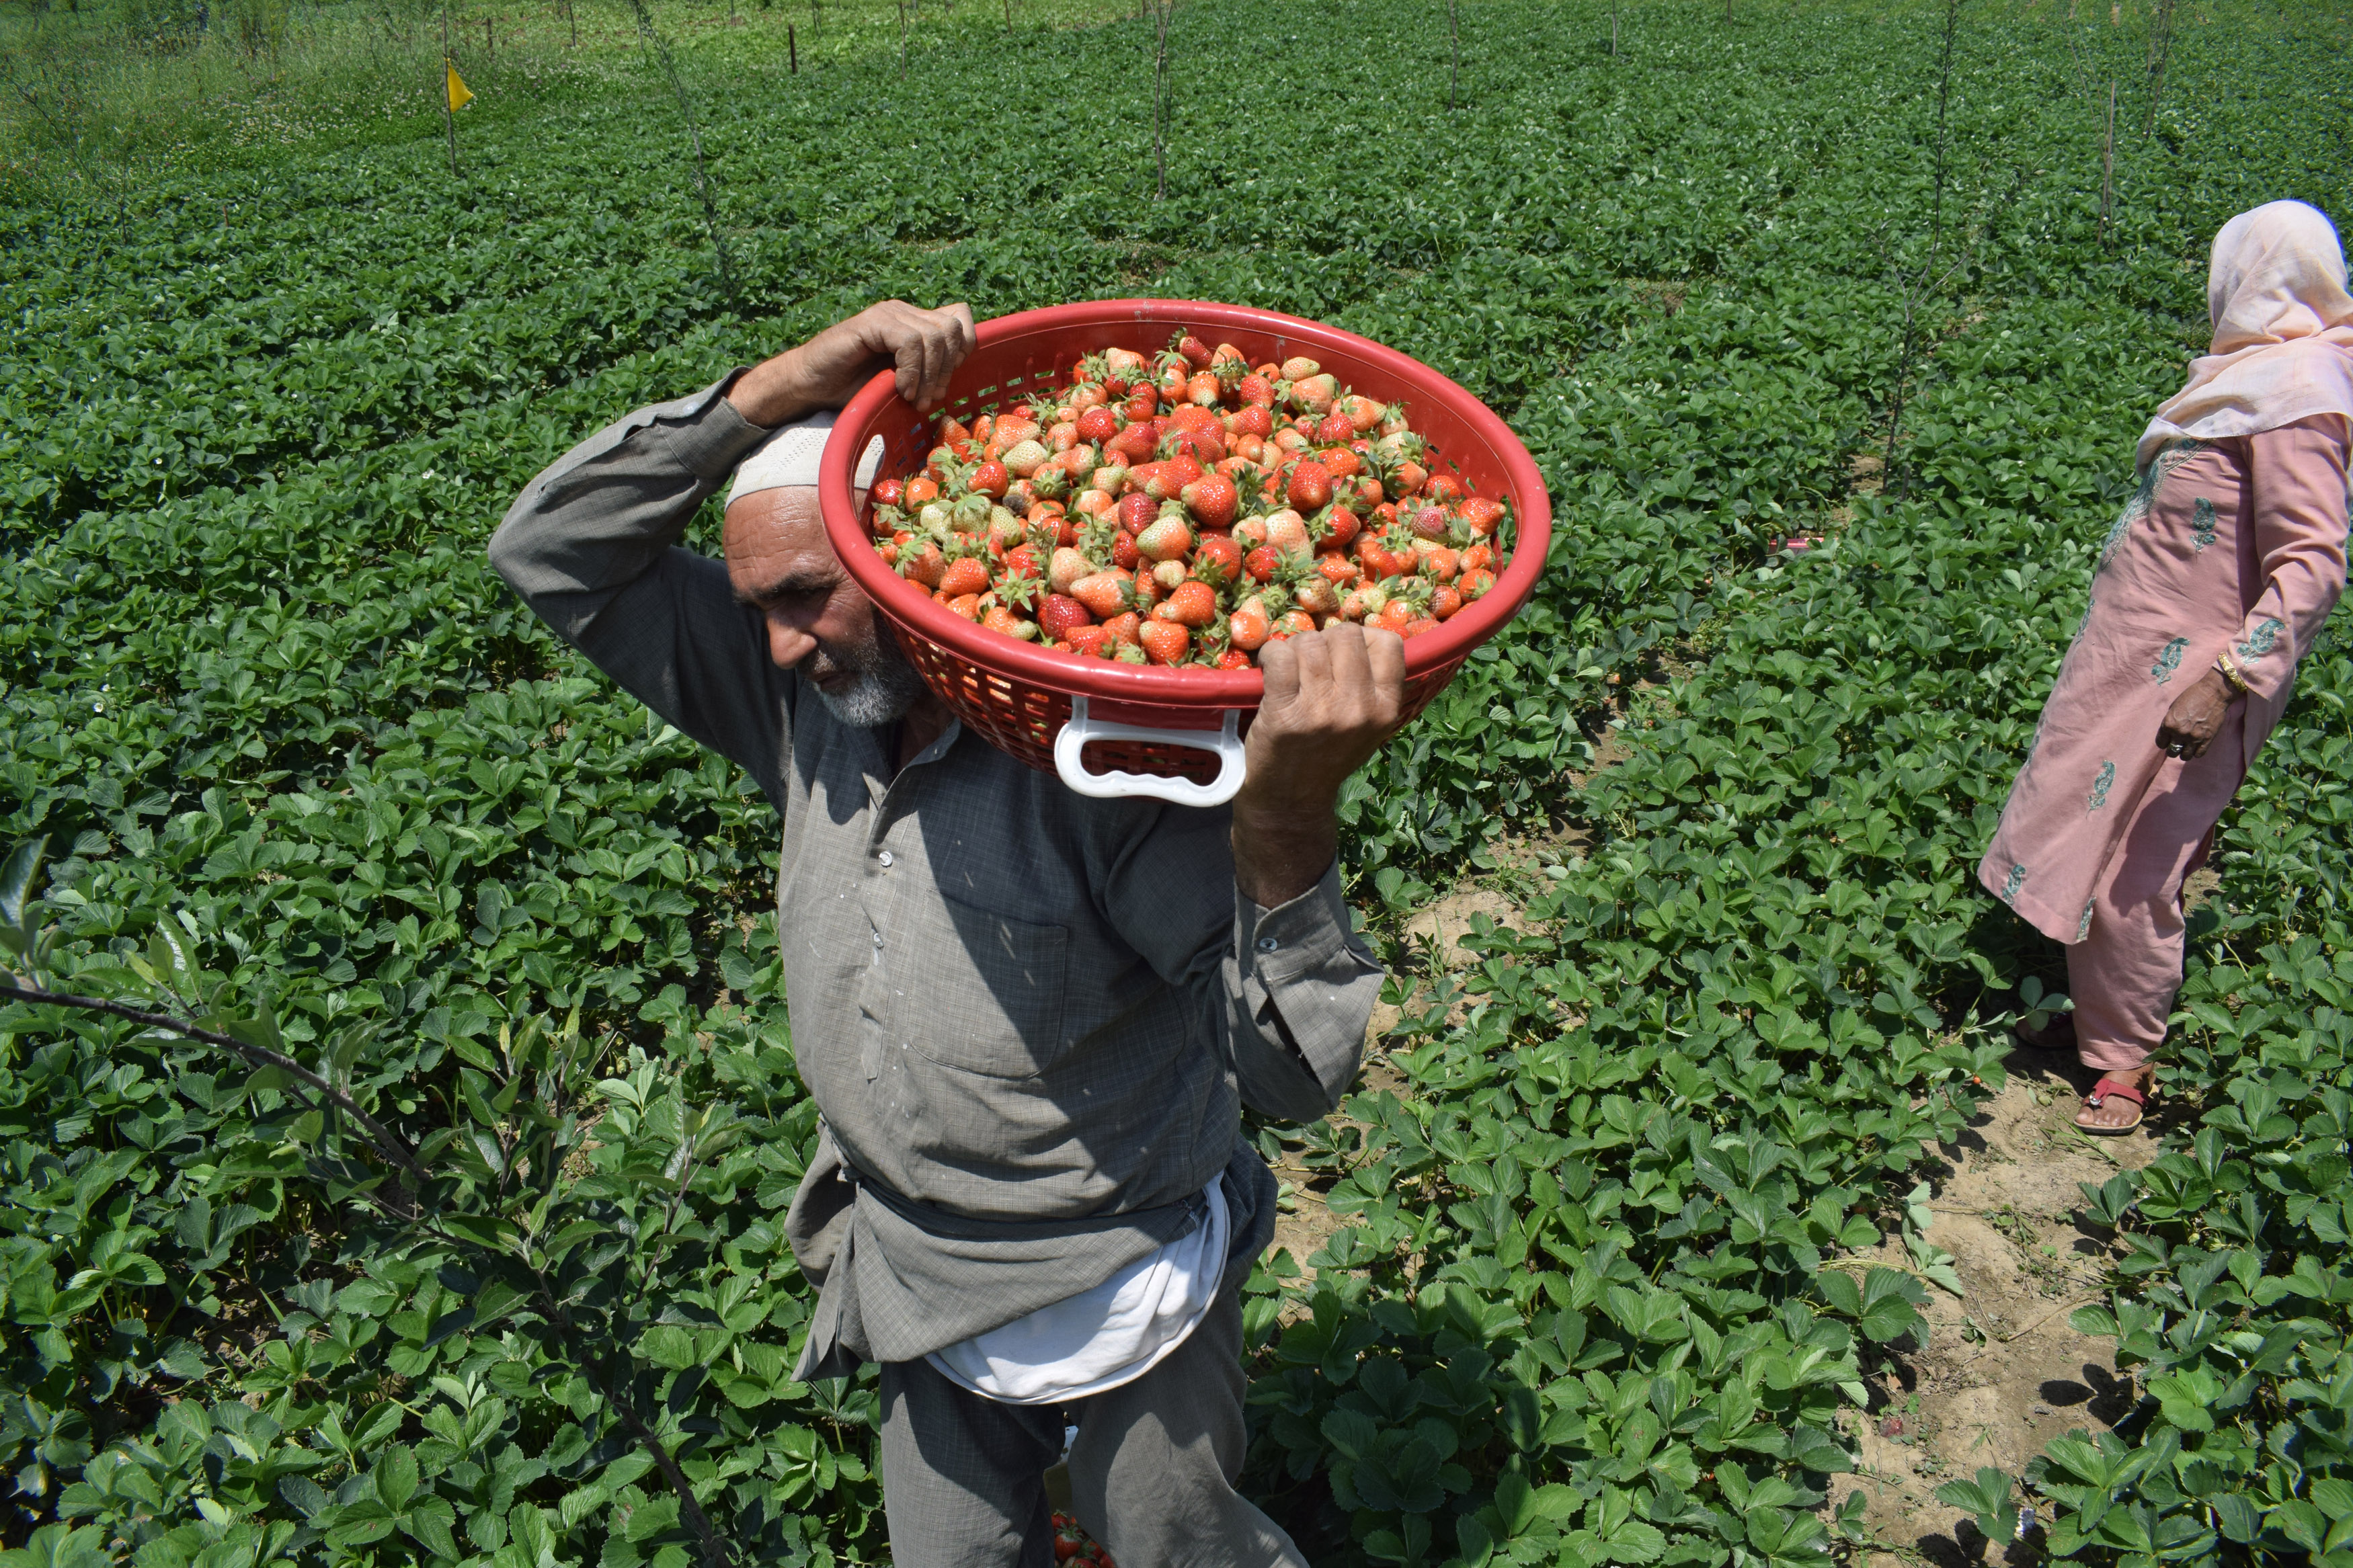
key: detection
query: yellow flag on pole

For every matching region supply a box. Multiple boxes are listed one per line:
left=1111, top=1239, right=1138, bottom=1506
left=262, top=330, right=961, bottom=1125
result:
left=446, top=61, right=473, bottom=111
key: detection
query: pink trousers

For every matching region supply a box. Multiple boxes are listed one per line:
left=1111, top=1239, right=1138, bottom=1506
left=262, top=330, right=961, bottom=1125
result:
left=2067, top=707, right=2247, bottom=1073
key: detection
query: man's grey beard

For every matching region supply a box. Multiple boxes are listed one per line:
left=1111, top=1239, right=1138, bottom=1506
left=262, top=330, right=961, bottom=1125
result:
left=809, top=624, right=930, bottom=728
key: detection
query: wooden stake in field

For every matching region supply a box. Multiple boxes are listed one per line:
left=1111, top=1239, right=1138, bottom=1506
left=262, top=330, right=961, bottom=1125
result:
left=2098, top=78, right=2116, bottom=245
left=623, top=0, right=740, bottom=303
left=2144, top=0, right=2176, bottom=133
left=439, top=0, right=459, bottom=174
left=788, top=22, right=796, bottom=67
left=484, top=15, right=493, bottom=56
left=1149, top=0, right=1172, bottom=198
left=897, top=0, right=908, bottom=74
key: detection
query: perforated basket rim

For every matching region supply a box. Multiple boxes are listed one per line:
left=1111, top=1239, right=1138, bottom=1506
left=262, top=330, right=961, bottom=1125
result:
left=816, top=298, right=1552, bottom=706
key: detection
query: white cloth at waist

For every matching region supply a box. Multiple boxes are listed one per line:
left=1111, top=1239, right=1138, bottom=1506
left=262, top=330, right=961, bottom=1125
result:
left=925, top=1177, right=1229, bottom=1405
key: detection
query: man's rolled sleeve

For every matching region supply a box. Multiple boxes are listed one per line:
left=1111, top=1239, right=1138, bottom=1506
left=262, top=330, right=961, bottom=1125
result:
left=1224, top=863, right=1382, bottom=1122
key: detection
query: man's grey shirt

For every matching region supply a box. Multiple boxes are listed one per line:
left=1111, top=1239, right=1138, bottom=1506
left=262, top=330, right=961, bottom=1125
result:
left=488, top=374, right=1384, bottom=1375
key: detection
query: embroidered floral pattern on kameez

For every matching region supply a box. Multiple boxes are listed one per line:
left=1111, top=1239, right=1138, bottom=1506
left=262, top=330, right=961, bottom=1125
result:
left=2152, top=636, right=2188, bottom=686
left=2087, top=761, right=2114, bottom=811
left=2237, top=617, right=2284, bottom=660
left=2192, top=497, right=2218, bottom=552
left=2000, top=863, right=2028, bottom=905
left=2076, top=899, right=2096, bottom=942
left=2100, top=440, right=2208, bottom=569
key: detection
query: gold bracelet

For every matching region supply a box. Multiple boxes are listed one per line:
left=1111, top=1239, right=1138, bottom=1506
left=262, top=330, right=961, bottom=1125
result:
left=2214, top=653, right=2251, bottom=697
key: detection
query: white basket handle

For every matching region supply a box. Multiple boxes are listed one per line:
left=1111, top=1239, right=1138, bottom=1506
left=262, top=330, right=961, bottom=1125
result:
left=1052, top=697, right=1248, bottom=808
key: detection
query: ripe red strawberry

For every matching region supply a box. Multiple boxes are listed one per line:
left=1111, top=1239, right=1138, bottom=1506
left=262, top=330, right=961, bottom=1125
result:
left=1103, top=610, right=1142, bottom=646
left=1244, top=545, right=1282, bottom=583
left=1373, top=599, right=1414, bottom=634
left=1156, top=357, right=1190, bottom=399
left=1431, top=586, right=1464, bottom=620
left=1228, top=605, right=1271, bottom=651
left=939, top=414, right=975, bottom=446
left=1459, top=497, right=1506, bottom=537
left=1316, top=552, right=1357, bottom=589
left=1322, top=507, right=1361, bottom=551
left=1288, top=462, right=1333, bottom=511
left=1117, top=491, right=1161, bottom=533
left=1072, top=571, right=1133, bottom=618
left=1316, top=446, right=1362, bottom=481
left=1458, top=567, right=1496, bottom=600
left=1154, top=580, right=1218, bottom=628
left=943, top=591, right=983, bottom=621
left=1192, top=531, right=1243, bottom=583
left=871, top=477, right=904, bottom=507
left=1146, top=456, right=1203, bottom=501
left=939, top=556, right=990, bottom=598
left=1066, top=625, right=1115, bottom=658
left=904, top=477, right=941, bottom=507
left=1077, top=406, right=1119, bottom=444
left=1425, top=474, right=1466, bottom=503
left=1174, top=332, right=1213, bottom=370
left=1275, top=608, right=1318, bottom=637
left=1139, top=620, right=1191, bottom=665
left=1422, top=545, right=1460, bottom=581
left=1109, top=421, right=1160, bottom=464
left=1112, top=531, right=1142, bottom=571
left=1238, top=372, right=1276, bottom=407
left=1164, top=425, right=1226, bottom=466
left=1136, top=514, right=1195, bottom=563
left=1183, top=474, right=1238, bottom=529
left=1230, top=403, right=1275, bottom=440
left=1388, top=459, right=1428, bottom=497
left=1316, top=410, right=1356, bottom=446
left=1462, top=542, right=1495, bottom=573
left=1039, top=593, right=1094, bottom=641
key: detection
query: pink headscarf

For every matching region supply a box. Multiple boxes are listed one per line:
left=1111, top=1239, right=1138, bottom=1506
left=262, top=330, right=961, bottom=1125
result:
left=2137, top=200, right=2353, bottom=472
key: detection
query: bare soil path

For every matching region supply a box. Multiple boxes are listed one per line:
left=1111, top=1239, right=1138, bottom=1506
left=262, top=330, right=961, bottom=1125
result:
left=1833, top=1047, right=2155, bottom=1565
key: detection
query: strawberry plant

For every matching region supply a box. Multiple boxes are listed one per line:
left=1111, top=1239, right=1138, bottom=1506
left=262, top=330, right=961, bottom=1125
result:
left=2, top=0, right=2350, bottom=1564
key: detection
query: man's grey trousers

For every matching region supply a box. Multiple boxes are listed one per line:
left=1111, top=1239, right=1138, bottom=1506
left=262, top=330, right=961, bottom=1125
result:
left=878, top=1271, right=1310, bottom=1568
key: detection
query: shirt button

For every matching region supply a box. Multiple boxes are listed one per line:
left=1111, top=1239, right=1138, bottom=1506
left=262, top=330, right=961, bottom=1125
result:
left=1256, top=936, right=1280, bottom=952
left=877, top=850, right=895, bottom=868
left=872, top=931, right=884, bottom=950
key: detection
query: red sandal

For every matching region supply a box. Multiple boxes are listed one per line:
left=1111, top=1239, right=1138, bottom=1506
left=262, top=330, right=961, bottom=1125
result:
left=2076, top=1074, right=2147, bottom=1135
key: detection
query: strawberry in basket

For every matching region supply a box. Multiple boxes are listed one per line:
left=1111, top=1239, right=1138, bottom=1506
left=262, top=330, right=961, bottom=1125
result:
left=863, top=333, right=1512, bottom=669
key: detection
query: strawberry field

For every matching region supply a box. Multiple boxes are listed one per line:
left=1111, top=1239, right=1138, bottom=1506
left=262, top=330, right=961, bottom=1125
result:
left=5, top=0, right=2353, bottom=1564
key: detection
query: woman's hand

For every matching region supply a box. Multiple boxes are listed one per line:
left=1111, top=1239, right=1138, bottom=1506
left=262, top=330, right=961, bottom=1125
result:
left=728, top=300, right=979, bottom=426
left=1230, top=625, right=1407, bottom=909
left=2155, top=667, right=2238, bottom=760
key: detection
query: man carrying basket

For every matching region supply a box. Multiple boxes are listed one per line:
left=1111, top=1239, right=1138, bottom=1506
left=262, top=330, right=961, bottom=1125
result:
left=491, top=299, right=1403, bottom=1568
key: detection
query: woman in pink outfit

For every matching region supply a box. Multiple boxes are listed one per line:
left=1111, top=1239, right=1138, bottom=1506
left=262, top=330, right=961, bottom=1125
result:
left=1981, top=200, right=2353, bottom=1133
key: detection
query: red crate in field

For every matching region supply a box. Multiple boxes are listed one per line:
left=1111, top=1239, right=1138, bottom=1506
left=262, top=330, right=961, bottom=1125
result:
left=817, top=299, right=1552, bottom=806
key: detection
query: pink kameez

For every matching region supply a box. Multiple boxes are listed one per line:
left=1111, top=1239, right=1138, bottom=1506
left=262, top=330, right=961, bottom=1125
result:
left=1978, top=413, right=2352, bottom=1071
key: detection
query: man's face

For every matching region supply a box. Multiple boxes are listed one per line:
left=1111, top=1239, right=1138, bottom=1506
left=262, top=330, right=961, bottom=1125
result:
left=723, top=489, right=927, bottom=727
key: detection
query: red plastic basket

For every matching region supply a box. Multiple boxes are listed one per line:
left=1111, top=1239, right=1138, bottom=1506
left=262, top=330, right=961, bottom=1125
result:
left=817, top=300, right=1551, bottom=805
